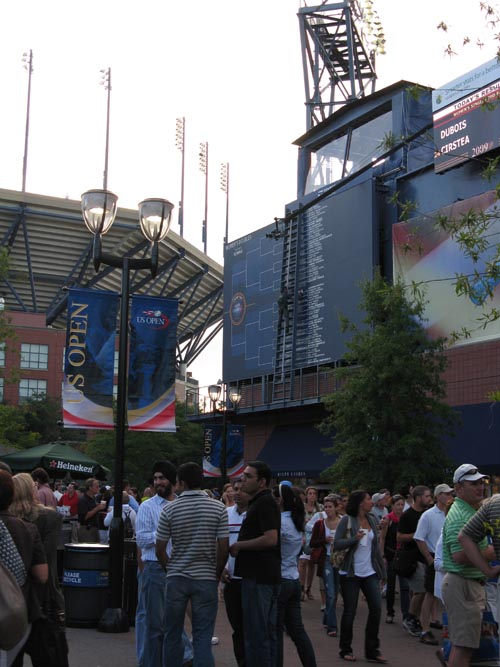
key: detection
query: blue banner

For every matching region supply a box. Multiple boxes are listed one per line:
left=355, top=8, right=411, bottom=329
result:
left=203, top=424, right=245, bottom=478
left=62, top=288, right=119, bottom=429
left=127, top=296, right=177, bottom=432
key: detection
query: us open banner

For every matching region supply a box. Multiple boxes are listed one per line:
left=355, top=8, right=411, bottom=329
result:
left=127, top=296, right=177, bottom=432
left=62, top=288, right=119, bottom=429
left=203, top=424, right=245, bottom=478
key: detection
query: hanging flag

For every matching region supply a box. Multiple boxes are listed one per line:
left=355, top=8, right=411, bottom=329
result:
left=203, top=424, right=245, bottom=478
left=127, top=296, right=178, bottom=432
left=62, top=288, right=119, bottom=429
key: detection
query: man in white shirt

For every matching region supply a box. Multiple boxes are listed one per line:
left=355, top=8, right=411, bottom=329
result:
left=135, top=461, right=193, bottom=667
left=222, top=479, right=249, bottom=667
left=414, top=483, right=453, bottom=645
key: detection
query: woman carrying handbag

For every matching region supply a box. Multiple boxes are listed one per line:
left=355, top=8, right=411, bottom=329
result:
left=333, top=490, right=387, bottom=663
left=310, top=495, right=342, bottom=637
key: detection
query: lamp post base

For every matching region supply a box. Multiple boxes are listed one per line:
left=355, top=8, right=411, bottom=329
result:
left=98, top=607, right=129, bottom=633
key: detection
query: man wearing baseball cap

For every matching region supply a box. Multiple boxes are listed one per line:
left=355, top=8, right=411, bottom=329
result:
left=441, top=464, right=492, bottom=667
left=413, top=483, right=453, bottom=645
left=371, top=492, right=389, bottom=523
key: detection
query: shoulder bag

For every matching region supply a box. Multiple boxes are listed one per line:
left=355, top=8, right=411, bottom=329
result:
left=393, top=547, right=418, bottom=578
left=0, top=519, right=28, bottom=651
left=330, top=516, right=352, bottom=569
left=309, top=520, right=325, bottom=564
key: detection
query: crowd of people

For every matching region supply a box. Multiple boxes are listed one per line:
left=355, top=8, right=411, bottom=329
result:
left=2, top=458, right=500, bottom=667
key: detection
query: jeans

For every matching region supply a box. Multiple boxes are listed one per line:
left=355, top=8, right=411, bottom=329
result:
left=165, top=576, right=218, bottom=667
left=142, top=561, right=166, bottom=667
left=136, top=569, right=146, bottom=667
left=323, top=561, right=339, bottom=633
left=223, top=579, right=245, bottom=666
left=142, top=562, right=193, bottom=667
left=277, top=578, right=316, bottom=667
left=385, top=559, right=410, bottom=619
left=241, top=578, right=280, bottom=667
left=339, top=574, right=382, bottom=659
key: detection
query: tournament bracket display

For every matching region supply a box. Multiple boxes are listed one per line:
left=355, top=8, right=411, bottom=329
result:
left=223, top=224, right=284, bottom=382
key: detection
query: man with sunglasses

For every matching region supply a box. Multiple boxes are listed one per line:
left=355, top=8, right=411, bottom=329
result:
left=441, top=464, right=494, bottom=667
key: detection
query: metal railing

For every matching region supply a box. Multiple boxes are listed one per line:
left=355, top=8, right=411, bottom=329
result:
left=187, top=364, right=342, bottom=417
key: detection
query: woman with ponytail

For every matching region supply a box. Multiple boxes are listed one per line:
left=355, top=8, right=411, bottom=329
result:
left=273, top=483, right=317, bottom=667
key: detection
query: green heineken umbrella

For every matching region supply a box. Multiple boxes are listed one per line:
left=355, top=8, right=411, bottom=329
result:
left=0, top=441, right=109, bottom=480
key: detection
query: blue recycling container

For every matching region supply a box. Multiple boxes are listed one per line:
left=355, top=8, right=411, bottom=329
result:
left=63, top=543, right=110, bottom=628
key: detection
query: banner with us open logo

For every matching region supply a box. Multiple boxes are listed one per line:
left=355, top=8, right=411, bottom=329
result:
left=127, top=296, right=178, bottom=432
left=203, top=424, right=245, bottom=478
left=62, top=288, right=119, bottom=429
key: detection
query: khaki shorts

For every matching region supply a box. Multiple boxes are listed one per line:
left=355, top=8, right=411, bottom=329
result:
left=441, top=572, right=485, bottom=648
left=406, top=562, right=426, bottom=594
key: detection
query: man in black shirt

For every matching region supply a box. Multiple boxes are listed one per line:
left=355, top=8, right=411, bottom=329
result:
left=230, top=461, right=281, bottom=667
left=77, top=478, right=106, bottom=543
left=397, top=485, right=432, bottom=637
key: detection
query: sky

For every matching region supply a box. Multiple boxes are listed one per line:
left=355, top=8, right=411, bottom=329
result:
left=0, top=0, right=499, bottom=392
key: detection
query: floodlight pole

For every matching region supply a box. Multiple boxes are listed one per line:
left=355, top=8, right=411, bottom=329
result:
left=22, top=50, right=34, bottom=194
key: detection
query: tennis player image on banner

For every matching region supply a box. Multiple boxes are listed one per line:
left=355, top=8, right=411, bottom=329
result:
left=393, top=190, right=500, bottom=344
left=127, top=295, right=178, bottom=432
left=62, top=287, right=119, bottom=429
left=203, top=424, right=245, bottom=478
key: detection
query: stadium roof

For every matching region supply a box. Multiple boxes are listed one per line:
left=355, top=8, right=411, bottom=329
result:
left=0, top=189, right=223, bottom=368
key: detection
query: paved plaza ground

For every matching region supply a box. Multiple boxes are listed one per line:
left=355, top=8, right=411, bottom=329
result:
left=25, top=579, right=445, bottom=667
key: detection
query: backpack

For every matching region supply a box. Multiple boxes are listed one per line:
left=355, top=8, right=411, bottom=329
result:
left=123, top=509, right=134, bottom=539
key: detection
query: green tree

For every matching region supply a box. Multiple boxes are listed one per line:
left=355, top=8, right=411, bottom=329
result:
left=83, top=401, right=203, bottom=490
left=22, top=395, right=65, bottom=445
left=318, top=271, right=457, bottom=492
left=0, top=404, right=38, bottom=448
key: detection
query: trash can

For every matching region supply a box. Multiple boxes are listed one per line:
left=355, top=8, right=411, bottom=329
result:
left=63, top=543, right=110, bottom=628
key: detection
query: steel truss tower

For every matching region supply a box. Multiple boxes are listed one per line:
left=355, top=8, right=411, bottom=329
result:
left=298, top=0, right=382, bottom=129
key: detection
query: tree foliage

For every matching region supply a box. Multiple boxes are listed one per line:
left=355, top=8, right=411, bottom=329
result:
left=82, top=401, right=203, bottom=490
left=0, top=404, right=39, bottom=448
left=318, top=271, right=457, bottom=492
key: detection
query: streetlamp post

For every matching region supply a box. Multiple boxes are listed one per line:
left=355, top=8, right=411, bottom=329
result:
left=208, top=382, right=241, bottom=493
left=81, top=189, right=173, bottom=632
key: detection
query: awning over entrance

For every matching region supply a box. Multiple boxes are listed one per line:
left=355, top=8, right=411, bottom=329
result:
left=257, top=424, right=335, bottom=478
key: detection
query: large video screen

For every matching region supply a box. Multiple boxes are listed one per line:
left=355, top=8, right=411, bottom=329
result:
left=393, top=190, right=500, bottom=344
left=223, top=179, right=376, bottom=381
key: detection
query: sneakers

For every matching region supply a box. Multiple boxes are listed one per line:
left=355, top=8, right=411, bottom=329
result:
left=403, top=617, right=422, bottom=637
left=211, top=637, right=219, bottom=645
left=420, top=631, right=439, bottom=646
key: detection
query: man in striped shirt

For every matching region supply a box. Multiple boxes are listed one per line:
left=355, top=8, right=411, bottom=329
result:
left=156, top=462, right=229, bottom=667
left=441, top=464, right=493, bottom=667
